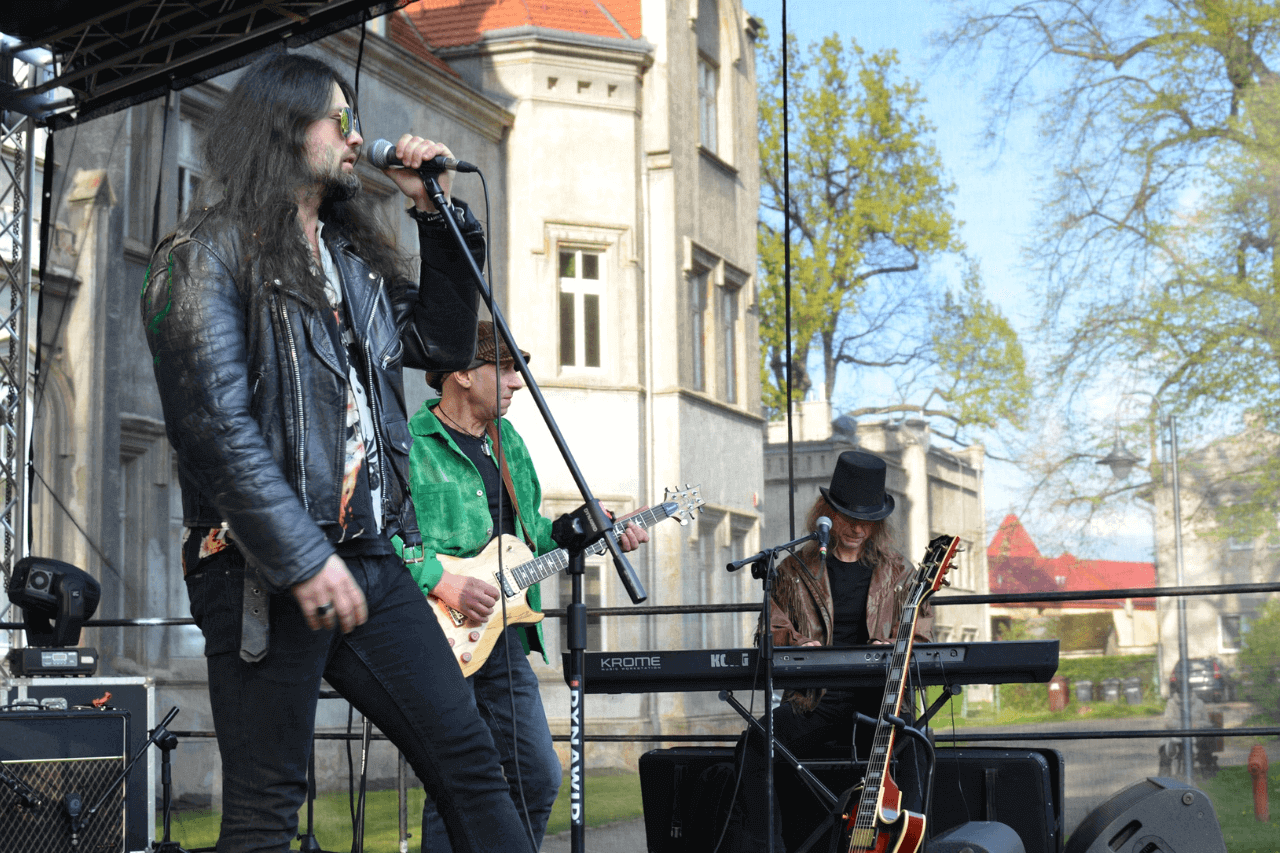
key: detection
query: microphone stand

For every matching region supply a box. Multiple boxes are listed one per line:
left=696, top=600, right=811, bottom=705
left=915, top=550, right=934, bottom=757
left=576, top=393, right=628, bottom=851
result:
left=726, top=529, right=819, bottom=853
left=418, top=174, right=647, bottom=853
left=70, top=706, right=184, bottom=851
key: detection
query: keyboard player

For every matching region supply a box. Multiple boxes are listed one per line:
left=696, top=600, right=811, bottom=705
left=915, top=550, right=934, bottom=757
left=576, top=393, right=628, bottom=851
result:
left=723, top=450, right=932, bottom=852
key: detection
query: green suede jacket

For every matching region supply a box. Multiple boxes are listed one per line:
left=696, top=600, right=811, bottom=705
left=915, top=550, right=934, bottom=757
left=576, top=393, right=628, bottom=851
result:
left=402, top=398, right=555, bottom=659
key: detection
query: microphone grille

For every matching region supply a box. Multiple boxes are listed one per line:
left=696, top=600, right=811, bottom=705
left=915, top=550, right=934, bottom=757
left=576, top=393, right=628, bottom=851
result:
left=367, top=138, right=395, bottom=170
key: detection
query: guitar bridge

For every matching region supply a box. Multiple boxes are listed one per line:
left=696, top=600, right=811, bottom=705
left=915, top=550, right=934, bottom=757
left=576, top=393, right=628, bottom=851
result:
left=445, top=605, right=466, bottom=627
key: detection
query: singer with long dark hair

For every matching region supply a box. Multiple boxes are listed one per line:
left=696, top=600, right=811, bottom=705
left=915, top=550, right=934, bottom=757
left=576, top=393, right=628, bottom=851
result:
left=724, top=450, right=933, bottom=852
left=140, top=52, right=531, bottom=852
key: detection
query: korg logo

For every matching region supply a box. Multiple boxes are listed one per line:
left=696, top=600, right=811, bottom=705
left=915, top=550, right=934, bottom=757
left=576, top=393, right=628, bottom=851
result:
left=710, top=652, right=750, bottom=668
left=600, top=655, right=661, bottom=671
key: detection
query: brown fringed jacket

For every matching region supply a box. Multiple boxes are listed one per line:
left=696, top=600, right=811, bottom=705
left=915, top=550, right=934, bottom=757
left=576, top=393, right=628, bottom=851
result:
left=765, top=547, right=934, bottom=713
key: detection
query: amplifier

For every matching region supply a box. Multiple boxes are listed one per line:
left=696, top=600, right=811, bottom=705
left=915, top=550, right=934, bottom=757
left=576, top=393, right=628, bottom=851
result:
left=3, top=676, right=154, bottom=853
left=639, top=747, right=738, bottom=853
left=931, top=747, right=1065, bottom=853
left=0, top=709, right=130, bottom=853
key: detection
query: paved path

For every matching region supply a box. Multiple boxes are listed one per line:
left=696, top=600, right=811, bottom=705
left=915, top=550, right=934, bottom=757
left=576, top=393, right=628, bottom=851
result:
left=540, top=820, right=647, bottom=853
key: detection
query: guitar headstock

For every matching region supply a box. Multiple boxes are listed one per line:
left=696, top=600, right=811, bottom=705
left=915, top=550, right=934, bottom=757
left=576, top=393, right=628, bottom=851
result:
left=918, top=534, right=961, bottom=598
left=662, top=484, right=706, bottom=526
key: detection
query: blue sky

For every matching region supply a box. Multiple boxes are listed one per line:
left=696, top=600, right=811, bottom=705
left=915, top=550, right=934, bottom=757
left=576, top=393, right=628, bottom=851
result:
left=744, top=0, right=1156, bottom=561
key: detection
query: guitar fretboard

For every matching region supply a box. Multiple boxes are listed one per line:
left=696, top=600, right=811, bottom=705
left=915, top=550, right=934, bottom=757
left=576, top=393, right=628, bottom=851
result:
left=498, top=502, right=678, bottom=595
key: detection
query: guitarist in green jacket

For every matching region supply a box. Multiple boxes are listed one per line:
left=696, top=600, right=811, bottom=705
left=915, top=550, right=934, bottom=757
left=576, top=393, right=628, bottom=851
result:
left=404, top=321, right=647, bottom=852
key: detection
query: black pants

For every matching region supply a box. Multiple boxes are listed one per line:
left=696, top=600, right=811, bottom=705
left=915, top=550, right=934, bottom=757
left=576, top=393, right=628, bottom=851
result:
left=188, top=550, right=532, bottom=853
left=730, top=689, right=925, bottom=853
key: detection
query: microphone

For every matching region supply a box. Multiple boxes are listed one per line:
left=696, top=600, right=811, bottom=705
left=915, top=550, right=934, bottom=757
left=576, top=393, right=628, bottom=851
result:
left=815, top=516, right=832, bottom=562
left=367, top=138, right=478, bottom=173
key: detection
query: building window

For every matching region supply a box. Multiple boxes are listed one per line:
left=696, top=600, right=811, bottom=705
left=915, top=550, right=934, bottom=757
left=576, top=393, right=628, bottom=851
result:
left=959, top=626, right=978, bottom=642
left=177, top=115, right=204, bottom=218
left=126, top=104, right=155, bottom=243
left=698, top=56, right=718, bottom=154
left=558, top=249, right=602, bottom=369
left=934, top=625, right=953, bottom=643
left=1220, top=614, right=1246, bottom=652
left=690, top=269, right=708, bottom=391
left=720, top=283, right=739, bottom=403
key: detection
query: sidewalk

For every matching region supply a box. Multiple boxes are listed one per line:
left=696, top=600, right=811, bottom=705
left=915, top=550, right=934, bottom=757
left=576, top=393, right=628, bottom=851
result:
left=540, top=818, right=648, bottom=852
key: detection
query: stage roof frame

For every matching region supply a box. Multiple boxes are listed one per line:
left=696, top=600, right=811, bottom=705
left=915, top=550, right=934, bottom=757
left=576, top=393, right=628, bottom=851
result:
left=1, top=0, right=409, bottom=130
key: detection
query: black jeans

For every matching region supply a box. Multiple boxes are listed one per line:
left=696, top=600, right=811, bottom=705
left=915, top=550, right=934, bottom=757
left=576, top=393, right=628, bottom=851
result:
left=187, top=550, right=531, bottom=853
left=420, top=626, right=561, bottom=852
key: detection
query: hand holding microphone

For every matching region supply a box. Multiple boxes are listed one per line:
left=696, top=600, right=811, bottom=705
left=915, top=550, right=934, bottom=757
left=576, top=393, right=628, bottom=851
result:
left=367, top=135, right=476, bottom=210
left=366, top=138, right=478, bottom=173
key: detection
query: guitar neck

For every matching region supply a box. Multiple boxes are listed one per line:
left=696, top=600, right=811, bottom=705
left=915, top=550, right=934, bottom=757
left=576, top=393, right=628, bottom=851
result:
left=848, top=597, right=925, bottom=838
left=502, top=502, right=676, bottom=593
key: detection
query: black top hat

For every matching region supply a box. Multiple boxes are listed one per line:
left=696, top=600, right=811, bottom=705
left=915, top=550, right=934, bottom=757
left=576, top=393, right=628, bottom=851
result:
left=819, top=450, right=895, bottom=521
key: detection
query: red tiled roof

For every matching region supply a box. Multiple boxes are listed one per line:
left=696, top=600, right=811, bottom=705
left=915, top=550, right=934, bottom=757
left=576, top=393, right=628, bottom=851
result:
left=987, top=515, right=1155, bottom=610
left=399, top=0, right=641, bottom=49
left=390, top=11, right=462, bottom=77
left=988, top=514, right=1042, bottom=559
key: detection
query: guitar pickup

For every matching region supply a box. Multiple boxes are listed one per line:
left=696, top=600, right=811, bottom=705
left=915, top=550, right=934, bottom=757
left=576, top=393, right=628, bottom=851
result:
left=496, top=571, right=520, bottom=598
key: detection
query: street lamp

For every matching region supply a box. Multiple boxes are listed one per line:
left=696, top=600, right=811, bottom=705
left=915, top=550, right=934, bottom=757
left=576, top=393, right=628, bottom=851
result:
left=1097, top=408, right=1193, bottom=785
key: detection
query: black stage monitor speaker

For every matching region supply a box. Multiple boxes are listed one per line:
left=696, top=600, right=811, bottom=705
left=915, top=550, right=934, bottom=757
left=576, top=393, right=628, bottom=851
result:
left=931, top=747, right=1064, bottom=853
left=639, top=747, right=738, bottom=853
left=929, top=820, right=1027, bottom=853
left=1064, top=777, right=1226, bottom=853
left=0, top=709, right=130, bottom=853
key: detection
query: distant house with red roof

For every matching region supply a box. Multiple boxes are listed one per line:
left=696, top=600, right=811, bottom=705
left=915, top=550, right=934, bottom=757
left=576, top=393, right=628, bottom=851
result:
left=988, top=515, right=1157, bottom=656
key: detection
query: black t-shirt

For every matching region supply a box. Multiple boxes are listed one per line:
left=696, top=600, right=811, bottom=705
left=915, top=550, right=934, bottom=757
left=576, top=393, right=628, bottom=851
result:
left=440, top=421, right=517, bottom=539
left=827, top=555, right=874, bottom=648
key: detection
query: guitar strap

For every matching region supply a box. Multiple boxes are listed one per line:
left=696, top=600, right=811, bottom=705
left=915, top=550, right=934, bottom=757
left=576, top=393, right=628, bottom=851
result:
left=486, top=419, right=535, bottom=550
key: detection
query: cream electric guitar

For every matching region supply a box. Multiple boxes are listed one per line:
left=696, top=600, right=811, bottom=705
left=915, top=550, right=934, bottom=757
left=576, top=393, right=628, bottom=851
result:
left=433, top=485, right=704, bottom=676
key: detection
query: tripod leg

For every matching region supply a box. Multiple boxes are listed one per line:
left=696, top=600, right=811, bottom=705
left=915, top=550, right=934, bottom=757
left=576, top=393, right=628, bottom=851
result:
left=297, top=740, right=322, bottom=853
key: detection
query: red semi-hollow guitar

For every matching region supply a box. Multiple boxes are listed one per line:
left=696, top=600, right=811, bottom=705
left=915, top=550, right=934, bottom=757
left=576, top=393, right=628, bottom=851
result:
left=840, top=534, right=960, bottom=853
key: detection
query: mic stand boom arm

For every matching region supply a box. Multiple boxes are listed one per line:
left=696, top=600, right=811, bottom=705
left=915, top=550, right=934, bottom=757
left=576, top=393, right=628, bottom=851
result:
left=420, top=175, right=646, bottom=604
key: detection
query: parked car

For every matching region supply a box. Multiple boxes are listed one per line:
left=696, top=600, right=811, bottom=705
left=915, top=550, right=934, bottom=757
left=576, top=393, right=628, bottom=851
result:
left=1169, top=657, right=1234, bottom=703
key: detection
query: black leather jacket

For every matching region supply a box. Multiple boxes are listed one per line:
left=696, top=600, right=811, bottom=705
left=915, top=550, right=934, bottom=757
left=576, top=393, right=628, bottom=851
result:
left=141, top=202, right=484, bottom=592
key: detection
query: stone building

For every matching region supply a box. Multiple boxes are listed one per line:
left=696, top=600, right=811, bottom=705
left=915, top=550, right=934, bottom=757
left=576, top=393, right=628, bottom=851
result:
left=1150, top=418, right=1280, bottom=688
left=5, top=0, right=765, bottom=802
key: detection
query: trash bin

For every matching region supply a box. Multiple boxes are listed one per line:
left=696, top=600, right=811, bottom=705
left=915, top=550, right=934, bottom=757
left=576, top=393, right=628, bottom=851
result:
left=1102, top=678, right=1121, bottom=702
left=1048, top=675, right=1069, bottom=712
left=1075, top=680, right=1094, bottom=703
left=1123, top=676, right=1142, bottom=705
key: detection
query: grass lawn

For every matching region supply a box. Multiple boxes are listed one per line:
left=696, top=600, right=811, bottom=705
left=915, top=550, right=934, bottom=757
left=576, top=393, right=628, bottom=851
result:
left=1196, top=764, right=1280, bottom=853
left=158, top=770, right=644, bottom=852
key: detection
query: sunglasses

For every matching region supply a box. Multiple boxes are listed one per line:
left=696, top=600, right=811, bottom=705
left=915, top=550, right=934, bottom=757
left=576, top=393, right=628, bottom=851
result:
left=332, top=106, right=361, bottom=140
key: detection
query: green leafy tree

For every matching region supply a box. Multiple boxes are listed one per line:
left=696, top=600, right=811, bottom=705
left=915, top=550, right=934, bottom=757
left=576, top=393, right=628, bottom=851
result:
left=757, top=33, right=1027, bottom=441
left=944, top=0, right=1280, bottom=525
left=1238, top=598, right=1280, bottom=722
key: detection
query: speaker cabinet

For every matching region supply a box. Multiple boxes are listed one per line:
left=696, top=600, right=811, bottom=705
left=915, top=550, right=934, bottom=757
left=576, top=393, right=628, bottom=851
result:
left=931, top=747, right=1064, bottom=853
left=0, top=709, right=130, bottom=853
left=639, top=747, right=738, bottom=853
left=1064, top=777, right=1225, bottom=853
